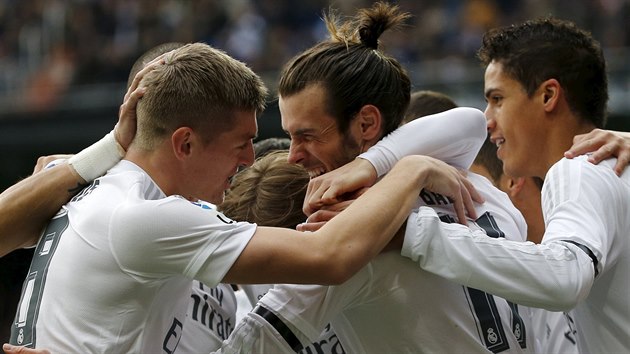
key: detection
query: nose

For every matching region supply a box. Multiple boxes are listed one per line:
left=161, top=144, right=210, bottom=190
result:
left=484, top=106, right=496, bottom=132
left=241, top=141, right=255, bottom=168
left=287, top=141, right=304, bottom=165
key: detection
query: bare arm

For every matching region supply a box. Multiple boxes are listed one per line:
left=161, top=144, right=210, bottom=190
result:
left=224, top=155, right=473, bottom=285
left=0, top=164, right=86, bottom=256
left=0, top=61, right=155, bottom=257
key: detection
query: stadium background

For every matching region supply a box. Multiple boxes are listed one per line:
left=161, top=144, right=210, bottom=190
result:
left=0, top=0, right=629, bottom=344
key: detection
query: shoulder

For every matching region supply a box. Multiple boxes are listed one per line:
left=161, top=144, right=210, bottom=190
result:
left=468, top=173, right=527, bottom=241
left=544, top=156, right=628, bottom=205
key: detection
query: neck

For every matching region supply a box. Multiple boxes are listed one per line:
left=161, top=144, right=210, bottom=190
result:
left=539, top=112, right=596, bottom=179
left=125, top=143, right=181, bottom=196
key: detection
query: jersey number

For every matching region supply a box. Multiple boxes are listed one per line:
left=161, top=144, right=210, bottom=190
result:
left=440, top=212, right=527, bottom=352
left=10, top=211, right=69, bottom=347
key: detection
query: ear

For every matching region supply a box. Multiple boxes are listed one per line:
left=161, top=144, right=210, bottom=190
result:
left=540, top=78, right=561, bottom=113
left=506, top=176, right=527, bottom=198
left=171, top=127, right=194, bottom=160
left=356, top=104, right=383, bottom=141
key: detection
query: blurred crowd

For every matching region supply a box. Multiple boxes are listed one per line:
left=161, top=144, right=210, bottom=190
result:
left=0, top=0, right=628, bottom=113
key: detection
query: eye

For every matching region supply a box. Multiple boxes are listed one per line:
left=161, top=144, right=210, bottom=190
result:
left=491, top=95, right=502, bottom=103
left=238, top=140, right=251, bottom=149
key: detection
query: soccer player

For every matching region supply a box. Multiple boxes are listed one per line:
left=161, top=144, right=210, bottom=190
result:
left=216, top=3, right=537, bottom=352
left=5, top=42, right=472, bottom=353
left=412, top=93, right=578, bottom=354
left=402, top=90, right=458, bottom=124
left=313, top=17, right=630, bottom=353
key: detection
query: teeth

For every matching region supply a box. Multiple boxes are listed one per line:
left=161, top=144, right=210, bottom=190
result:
left=308, top=167, right=326, bottom=178
left=495, top=138, right=505, bottom=147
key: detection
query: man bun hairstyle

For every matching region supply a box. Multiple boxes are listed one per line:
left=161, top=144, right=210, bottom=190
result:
left=279, top=2, right=411, bottom=137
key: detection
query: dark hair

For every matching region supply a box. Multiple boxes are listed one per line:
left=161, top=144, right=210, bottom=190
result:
left=473, top=135, right=504, bottom=185
left=254, top=137, right=291, bottom=158
left=278, top=2, right=411, bottom=137
left=403, top=90, right=458, bottom=124
left=477, top=17, right=608, bottom=128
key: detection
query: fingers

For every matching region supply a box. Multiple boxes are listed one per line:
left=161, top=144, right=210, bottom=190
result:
left=296, top=221, right=326, bottom=232
left=2, top=344, right=50, bottom=354
left=125, top=54, right=167, bottom=100
left=614, top=150, right=630, bottom=176
left=303, top=158, right=378, bottom=216
left=451, top=178, right=475, bottom=224
left=32, top=154, right=73, bottom=174
left=584, top=143, right=614, bottom=165
left=419, top=158, right=479, bottom=224
left=565, top=129, right=606, bottom=159
left=117, top=56, right=166, bottom=150
left=306, top=209, right=341, bottom=224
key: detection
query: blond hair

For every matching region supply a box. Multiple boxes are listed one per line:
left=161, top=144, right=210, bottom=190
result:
left=135, top=43, right=268, bottom=149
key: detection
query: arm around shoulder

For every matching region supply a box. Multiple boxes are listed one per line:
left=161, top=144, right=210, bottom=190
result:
left=0, top=163, right=84, bottom=257
left=225, top=156, right=474, bottom=285
left=360, top=107, right=487, bottom=176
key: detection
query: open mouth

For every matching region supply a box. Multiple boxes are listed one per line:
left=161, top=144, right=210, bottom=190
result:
left=492, top=137, right=505, bottom=148
left=307, top=167, right=326, bottom=179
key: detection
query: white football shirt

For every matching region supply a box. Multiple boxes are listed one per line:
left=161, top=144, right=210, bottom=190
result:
left=178, top=281, right=238, bottom=354
left=212, top=104, right=534, bottom=353
left=10, top=160, right=256, bottom=353
left=402, top=156, right=630, bottom=353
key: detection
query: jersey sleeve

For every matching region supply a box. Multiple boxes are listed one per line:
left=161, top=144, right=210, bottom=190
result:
left=216, top=267, right=372, bottom=352
left=109, top=196, right=256, bottom=287
left=358, top=107, right=487, bottom=177
left=400, top=206, right=595, bottom=311
left=540, top=157, right=626, bottom=275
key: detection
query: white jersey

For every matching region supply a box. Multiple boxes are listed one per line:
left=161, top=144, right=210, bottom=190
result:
left=530, top=308, right=579, bottom=354
left=178, top=281, right=238, bottom=354
left=239, top=284, right=346, bottom=353
left=402, top=156, right=630, bottom=353
left=217, top=172, right=535, bottom=353
left=214, top=107, right=537, bottom=353
left=10, top=160, right=256, bottom=353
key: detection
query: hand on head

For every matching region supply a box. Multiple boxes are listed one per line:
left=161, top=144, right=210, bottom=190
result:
left=115, top=53, right=168, bottom=151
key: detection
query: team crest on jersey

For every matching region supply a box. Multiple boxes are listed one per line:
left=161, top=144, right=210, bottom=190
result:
left=16, top=329, right=24, bottom=345
left=487, top=328, right=498, bottom=344
left=188, top=200, right=235, bottom=224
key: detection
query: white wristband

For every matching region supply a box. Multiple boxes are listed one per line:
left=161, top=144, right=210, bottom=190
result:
left=68, top=131, right=125, bottom=182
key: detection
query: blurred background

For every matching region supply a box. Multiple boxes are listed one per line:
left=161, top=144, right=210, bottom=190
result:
left=0, top=0, right=629, bottom=342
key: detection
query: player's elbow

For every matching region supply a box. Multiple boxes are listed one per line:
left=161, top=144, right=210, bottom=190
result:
left=307, top=248, right=360, bottom=285
left=542, top=280, right=591, bottom=311
left=535, top=266, right=594, bottom=311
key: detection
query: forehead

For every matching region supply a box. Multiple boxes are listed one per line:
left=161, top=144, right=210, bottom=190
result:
left=484, top=61, right=521, bottom=91
left=484, top=61, right=506, bottom=86
left=217, top=110, right=258, bottom=140
left=279, top=85, right=337, bottom=134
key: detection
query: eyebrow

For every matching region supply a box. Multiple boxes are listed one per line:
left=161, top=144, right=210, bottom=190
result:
left=285, top=128, right=315, bottom=136
left=484, top=87, right=498, bottom=98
